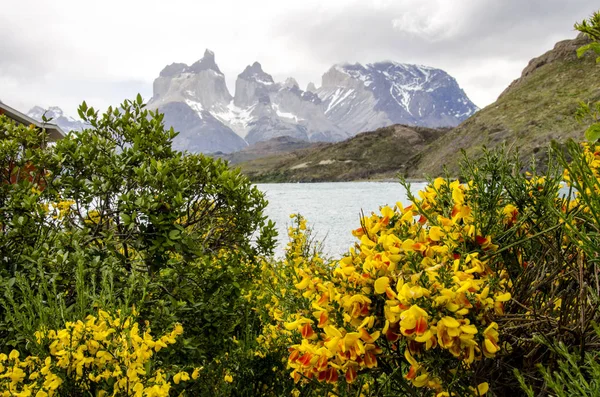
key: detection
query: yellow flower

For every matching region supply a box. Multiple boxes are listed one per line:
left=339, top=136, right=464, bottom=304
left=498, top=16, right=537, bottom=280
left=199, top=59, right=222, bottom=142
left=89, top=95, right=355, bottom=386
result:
left=224, top=373, right=233, bottom=383
left=428, top=226, right=443, bottom=241
left=173, top=371, right=190, bottom=384
left=482, top=323, right=500, bottom=358
left=374, top=276, right=390, bottom=295
left=191, top=367, right=202, bottom=380
left=399, top=305, right=429, bottom=337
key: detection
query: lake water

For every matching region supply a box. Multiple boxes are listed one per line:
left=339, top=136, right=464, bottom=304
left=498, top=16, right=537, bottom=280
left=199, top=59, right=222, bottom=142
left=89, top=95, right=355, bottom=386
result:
left=256, top=181, right=428, bottom=258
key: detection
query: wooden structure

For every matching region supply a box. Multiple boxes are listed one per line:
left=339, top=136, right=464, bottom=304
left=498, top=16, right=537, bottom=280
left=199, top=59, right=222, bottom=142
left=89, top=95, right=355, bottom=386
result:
left=0, top=101, right=65, bottom=142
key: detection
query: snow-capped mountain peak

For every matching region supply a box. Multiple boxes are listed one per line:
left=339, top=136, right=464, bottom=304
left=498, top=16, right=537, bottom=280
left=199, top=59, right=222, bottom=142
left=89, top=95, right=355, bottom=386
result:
left=147, top=52, right=477, bottom=153
left=238, top=62, right=274, bottom=85
left=317, top=61, right=478, bottom=134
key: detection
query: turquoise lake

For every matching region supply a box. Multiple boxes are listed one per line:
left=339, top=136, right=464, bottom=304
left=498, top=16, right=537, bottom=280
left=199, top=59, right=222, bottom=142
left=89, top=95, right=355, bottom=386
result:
left=256, top=181, right=428, bottom=257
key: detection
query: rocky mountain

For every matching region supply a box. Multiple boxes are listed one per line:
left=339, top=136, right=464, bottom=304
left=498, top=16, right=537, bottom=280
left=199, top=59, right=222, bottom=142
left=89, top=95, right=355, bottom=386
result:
left=148, top=50, right=348, bottom=152
left=407, top=33, right=600, bottom=177
left=147, top=50, right=247, bottom=153
left=316, top=62, right=478, bottom=135
left=148, top=50, right=477, bottom=153
left=27, top=106, right=86, bottom=132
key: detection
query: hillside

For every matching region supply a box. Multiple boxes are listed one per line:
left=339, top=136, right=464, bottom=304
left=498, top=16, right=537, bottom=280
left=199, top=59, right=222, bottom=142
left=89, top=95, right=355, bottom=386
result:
left=408, top=33, right=600, bottom=177
left=238, top=124, right=446, bottom=182
left=213, top=136, right=323, bottom=164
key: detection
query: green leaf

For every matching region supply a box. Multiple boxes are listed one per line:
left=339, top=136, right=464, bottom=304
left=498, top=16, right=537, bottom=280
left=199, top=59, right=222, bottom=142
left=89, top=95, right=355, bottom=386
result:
left=78, top=101, right=88, bottom=120
left=136, top=93, right=143, bottom=105
left=577, top=42, right=600, bottom=59
left=577, top=43, right=592, bottom=58
left=585, top=123, right=600, bottom=142
left=168, top=229, right=181, bottom=240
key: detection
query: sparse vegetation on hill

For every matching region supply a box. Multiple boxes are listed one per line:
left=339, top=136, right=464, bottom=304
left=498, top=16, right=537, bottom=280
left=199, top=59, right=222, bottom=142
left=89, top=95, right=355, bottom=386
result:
left=238, top=124, right=446, bottom=182
left=409, top=33, right=600, bottom=177
left=213, top=135, right=323, bottom=165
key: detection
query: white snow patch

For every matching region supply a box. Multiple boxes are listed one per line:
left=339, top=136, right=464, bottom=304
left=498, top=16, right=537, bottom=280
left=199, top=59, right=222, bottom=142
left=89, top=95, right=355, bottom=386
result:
left=318, top=159, right=335, bottom=165
left=257, top=79, right=273, bottom=85
left=252, top=76, right=273, bottom=85
left=390, top=83, right=412, bottom=114
left=291, top=162, right=310, bottom=170
left=184, top=99, right=204, bottom=119
left=211, top=101, right=257, bottom=137
left=325, top=88, right=355, bottom=114
left=272, top=103, right=303, bottom=123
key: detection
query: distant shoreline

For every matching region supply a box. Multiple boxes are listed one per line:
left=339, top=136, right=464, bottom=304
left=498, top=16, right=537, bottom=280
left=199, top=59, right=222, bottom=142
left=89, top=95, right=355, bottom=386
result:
left=253, top=178, right=429, bottom=184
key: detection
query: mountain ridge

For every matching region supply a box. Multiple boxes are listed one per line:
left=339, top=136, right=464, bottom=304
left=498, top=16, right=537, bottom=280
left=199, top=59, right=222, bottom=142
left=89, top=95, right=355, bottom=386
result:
left=25, top=52, right=479, bottom=155
left=147, top=50, right=477, bottom=153
left=27, top=106, right=86, bottom=132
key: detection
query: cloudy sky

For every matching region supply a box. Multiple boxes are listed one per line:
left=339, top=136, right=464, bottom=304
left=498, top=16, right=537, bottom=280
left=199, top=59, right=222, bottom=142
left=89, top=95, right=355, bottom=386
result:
left=1, top=0, right=597, bottom=116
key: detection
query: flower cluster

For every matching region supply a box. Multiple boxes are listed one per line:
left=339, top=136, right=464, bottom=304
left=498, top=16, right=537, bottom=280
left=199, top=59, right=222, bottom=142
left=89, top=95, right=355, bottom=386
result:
left=0, top=309, right=199, bottom=396
left=279, top=179, right=514, bottom=395
left=252, top=214, right=328, bottom=356
left=564, top=142, right=600, bottom=190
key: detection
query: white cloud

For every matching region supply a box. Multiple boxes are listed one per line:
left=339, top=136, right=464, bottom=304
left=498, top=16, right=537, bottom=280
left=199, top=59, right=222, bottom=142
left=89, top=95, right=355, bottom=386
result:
left=0, top=0, right=597, bottom=115
left=390, top=0, right=469, bottom=40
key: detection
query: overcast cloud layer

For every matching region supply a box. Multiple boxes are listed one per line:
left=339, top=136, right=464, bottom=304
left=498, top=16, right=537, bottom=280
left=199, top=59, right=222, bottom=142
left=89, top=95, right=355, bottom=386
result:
left=0, top=0, right=597, bottom=116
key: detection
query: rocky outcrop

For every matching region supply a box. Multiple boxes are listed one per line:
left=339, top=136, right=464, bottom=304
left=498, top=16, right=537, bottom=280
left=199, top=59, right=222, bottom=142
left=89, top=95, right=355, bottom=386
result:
left=500, top=33, right=592, bottom=98
left=159, top=102, right=246, bottom=153
left=151, top=49, right=232, bottom=111
left=149, top=52, right=349, bottom=151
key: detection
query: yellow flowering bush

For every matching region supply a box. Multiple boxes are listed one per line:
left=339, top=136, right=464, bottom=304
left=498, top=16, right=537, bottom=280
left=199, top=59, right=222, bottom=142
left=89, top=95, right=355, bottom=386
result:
left=250, top=142, right=600, bottom=396
left=0, top=309, right=200, bottom=396
left=253, top=215, right=332, bottom=357
left=277, top=178, right=515, bottom=396
left=248, top=214, right=332, bottom=395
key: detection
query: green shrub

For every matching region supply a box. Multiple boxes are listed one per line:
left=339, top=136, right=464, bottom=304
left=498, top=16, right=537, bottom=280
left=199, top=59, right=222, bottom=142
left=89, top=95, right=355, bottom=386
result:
left=0, top=98, right=276, bottom=393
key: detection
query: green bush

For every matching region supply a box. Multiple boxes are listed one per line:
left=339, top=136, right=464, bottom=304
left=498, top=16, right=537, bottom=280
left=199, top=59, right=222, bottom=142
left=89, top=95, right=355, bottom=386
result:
left=0, top=98, right=276, bottom=387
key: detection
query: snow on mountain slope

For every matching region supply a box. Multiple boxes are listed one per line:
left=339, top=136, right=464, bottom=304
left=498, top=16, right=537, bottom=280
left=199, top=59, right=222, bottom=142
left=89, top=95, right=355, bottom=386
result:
left=147, top=50, right=477, bottom=153
left=148, top=51, right=348, bottom=151
left=27, top=106, right=86, bottom=132
left=317, top=62, right=478, bottom=136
